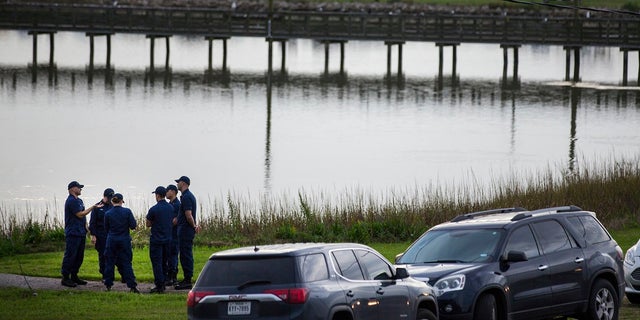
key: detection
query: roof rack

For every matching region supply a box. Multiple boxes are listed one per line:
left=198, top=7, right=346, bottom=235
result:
left=451, top=207, right=528, bottom=222
left=511, top=205, right=583, bottom=221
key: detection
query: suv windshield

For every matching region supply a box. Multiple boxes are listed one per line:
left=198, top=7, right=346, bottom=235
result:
left=399, top=229, right=504, bottom=264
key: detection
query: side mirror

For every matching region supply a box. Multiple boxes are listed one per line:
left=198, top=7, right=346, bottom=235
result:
left=394, top=267, right=410, bottom=279
left=502, top=250, right=528, bottom=262
left=394, top=252, right=404, bottom=264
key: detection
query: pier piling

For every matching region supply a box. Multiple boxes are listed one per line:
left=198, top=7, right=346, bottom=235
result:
left=563, top=46, right=582, bottom=82
left=620, top=47, right=640, bottom=86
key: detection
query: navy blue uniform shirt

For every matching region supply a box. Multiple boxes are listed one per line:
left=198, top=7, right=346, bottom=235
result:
left=64, top=194, right=87, bottom=237
left=146, top=200, right=174, bottom=244
left=177, top=189, right=196, bottom=228
left=104, top=206, right=137, bottom=241
left=89, top=201, right=113, bottom=237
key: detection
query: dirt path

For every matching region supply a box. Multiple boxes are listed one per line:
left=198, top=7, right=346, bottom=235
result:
left=0, top=273, right=186, bottom=294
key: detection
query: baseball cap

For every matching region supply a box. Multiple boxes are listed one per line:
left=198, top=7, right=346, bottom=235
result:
left=103, top=188, right=115, bottom=198
left=112, top=193, right=124, bottom=202
left=174, top=176, right=191, bottom=185
left=166, top=184, right=178, bottom=193
left=68, top=181, right=84, bottom=190
left=152, top=186, right=167, bottom=197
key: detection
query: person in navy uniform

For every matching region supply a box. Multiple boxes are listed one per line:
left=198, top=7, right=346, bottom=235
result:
left=89, top=188, right=114, bottom=278
left=165, top=184, right=181, bottom=286
left=103, top=193, right=139, bottom=293
left=61, top=180, right=102, bottom=287
left=174, top=176, right=198, bottom=290
left=146, top=186, right=174, bottom=293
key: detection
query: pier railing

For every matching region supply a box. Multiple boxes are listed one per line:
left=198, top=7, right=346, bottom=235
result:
left=1, top=3, right=640, bottom=47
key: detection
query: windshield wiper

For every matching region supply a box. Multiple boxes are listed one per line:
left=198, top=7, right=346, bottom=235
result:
left=237, top=280, right=272, bottom=290
left=423, top=259, right=465, bottom=263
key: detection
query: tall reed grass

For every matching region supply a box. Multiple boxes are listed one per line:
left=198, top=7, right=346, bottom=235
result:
left=1, top=156, right=639, bottom=257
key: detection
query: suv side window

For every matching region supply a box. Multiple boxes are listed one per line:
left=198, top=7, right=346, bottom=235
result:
left=332, top=250, right=365, bottom=280
left=505, top=225, right=540, bottom=259
left=298, top=253, right=329, bottom=282
left=532, top=220, right=573, bottom=254
left=568, top=216, right=611, bottom=245
left=355, top=249, right=393, bottom=280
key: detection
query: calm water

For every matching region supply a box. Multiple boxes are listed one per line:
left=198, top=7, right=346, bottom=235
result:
left=1, top=30, right=639, bottom=220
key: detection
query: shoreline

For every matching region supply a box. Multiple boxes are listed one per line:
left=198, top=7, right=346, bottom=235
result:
left=3, top=0, right=626, bottom=17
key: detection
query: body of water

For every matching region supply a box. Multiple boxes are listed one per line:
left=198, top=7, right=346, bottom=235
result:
left=1, top=30, right=639, bottom=220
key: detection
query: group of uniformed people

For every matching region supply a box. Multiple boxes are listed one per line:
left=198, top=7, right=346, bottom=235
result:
left=60, top=176, right=198, bottom=294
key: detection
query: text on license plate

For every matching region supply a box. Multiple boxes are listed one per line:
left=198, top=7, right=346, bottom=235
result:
left=228, top=301, right=251, bottom=315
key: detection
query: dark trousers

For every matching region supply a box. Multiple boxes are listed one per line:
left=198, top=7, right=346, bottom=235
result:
left=177, top=226, right=195, bottom=281
left=96, top=235, right=124, bottom=278
left=94, top=235, right=106, bottom=275
left=150, top=242, right=170, bottom=287
left=168, top=230, right=179, bottom=275
left=104, top=237, right=136, bottom=288
left=61, top=235, right=85, bottom=277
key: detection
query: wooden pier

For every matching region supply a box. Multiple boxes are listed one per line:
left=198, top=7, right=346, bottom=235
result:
left=2, top=3, right=640, bottom=83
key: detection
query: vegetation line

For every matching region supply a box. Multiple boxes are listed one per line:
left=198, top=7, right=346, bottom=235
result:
left=1, top=156, right=639, bottom=258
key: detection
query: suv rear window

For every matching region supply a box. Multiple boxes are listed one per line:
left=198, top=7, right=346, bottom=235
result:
left=567, top=215, right=611, bottom=244
left=198, top=257, right=296, bottom=286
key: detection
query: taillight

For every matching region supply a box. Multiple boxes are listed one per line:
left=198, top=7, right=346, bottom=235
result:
left=616, top=245, right=624, bottom=261
left=264, top=288, right=309, bottom=304
left=187, top=290, right=216, bottom=307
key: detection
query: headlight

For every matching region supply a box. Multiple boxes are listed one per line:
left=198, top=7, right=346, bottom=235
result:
left=625, top=247, right=636, bottom=266
left=434, top=275, right=465, bottom=296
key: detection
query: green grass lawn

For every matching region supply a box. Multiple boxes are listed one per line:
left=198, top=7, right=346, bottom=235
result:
left=0, top=228, right=636, bottom=279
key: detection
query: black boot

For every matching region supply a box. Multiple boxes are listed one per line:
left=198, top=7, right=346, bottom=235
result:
left=164, top=271, right=175, bottom=286
left=71, top=274, right=88, bottom=285
left=175, top=278, right=192, bottom=290
left=61, top=275, right=77, bottom=288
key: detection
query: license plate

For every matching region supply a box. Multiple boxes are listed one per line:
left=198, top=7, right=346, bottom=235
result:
left=227, top=301, right=251, bottom=315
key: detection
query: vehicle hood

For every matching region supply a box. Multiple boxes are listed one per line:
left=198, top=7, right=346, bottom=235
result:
left=399, top=263, right=483, bottom=284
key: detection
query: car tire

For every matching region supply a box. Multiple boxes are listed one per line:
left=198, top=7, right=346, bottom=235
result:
left=473, top=294, right=497, bottom=320
left=626, top=292, right=640, bottom=304
left=583, top=279, right=618, bottom=320
left=416, top=309, right=437, bottom=320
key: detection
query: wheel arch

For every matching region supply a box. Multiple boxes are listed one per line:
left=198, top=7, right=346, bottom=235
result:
left=417, top=296, right=439, bottom=318
left=585, top=270, right=622, bottom=311
left=473, top=286, right=509, bottom=320
left=329, top=305, right=354, bottom=320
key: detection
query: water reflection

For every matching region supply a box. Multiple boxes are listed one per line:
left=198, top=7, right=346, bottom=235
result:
left=2, top=64, right=639, bottom=209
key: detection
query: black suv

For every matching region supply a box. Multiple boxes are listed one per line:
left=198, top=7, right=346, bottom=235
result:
left=395, top=206, right=624, bottom=320
left=188, top=243, right=439, bottom=320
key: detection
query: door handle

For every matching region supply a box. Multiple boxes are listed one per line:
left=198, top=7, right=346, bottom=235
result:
left=346, top=290, right=354, bottom=297
left=575, top=257, right=585, bottom=263
left=376, top=288, right=384, bottom=295
left=538, top=265, right=549, bottom=271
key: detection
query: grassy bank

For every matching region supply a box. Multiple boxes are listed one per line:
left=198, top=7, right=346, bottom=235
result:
left=1, top=237, right=640, bottom=320
left=1, top=156, right=639, bottom=257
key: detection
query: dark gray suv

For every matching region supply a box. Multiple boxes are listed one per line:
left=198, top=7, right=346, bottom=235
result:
left=188, top=243, right=439, bottom=320
left=395, top=206, right=624, bottom=320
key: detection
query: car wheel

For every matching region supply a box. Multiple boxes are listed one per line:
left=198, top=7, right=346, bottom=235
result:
left=585, top=279, right=618, bottom=320
left=473, top=294, right=497, bottom=320
left=416, top=309, right=436, bottom=320
left=626, top=292, right=640, bottom=304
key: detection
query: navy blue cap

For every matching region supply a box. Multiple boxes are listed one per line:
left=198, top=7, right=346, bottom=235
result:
left=152, top=186, right=167, bottom=197
left=175, top=176, right=190, bottom=185
left=112, top=193, right=124, bottom=202
left=103, top=188, right=115, bottom=198
left=68, top=181, right=84, bottom=190
left=166, top=184, right=178, bottom=193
